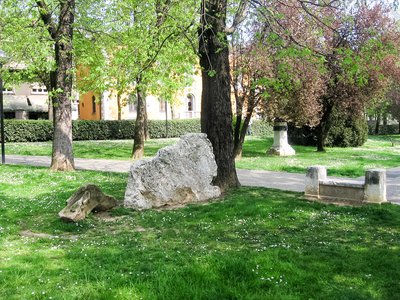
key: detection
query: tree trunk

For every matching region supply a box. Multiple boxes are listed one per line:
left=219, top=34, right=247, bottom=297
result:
left=316, top=124, right=326, bottom=152
left=48, top=71, right=56, bottom=120
left=234, top=113, right=252, bottom=159
left=199, top=0, right=239, bottom=190
left=375, top=113, right=381, bottom=135
left=117, top=93, right=122, bottom=120
left=233, top=114, right=242, bottom=158
left=315, top=101, right=334, bottom=152
left=234, top=104, right=253, bottom=159
left=132, top=85, right=146, bottom=159
left=50, top=0, right=75, bottom=171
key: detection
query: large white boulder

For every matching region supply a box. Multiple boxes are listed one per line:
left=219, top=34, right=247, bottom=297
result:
left=124, top=133, right=221, bottom=210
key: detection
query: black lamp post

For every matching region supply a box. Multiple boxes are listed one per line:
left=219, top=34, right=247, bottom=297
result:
left=0, top=50, right=5, bottom=164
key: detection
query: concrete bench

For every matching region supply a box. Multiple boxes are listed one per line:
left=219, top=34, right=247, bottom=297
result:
left=305, top=166, right=387, bottom=204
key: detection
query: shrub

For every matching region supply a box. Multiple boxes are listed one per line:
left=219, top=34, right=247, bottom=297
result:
left=5, top=120, right=53, bottom=142
left=4, top=119, right=202, bottom=142
left=288, top=125, right=316, bottom=146
left=325, top=111, right=368, bottom=147
left=232, top=118, right=273, bottom=137
left=4, top=118, right=270, bottom=143
left=288, top=108, right=368, bottom=148
left=367, top=122, right=399, bottom=135
left=149, top=119, right=201, bottom=138
left=251, top=120, right=273, bottom=137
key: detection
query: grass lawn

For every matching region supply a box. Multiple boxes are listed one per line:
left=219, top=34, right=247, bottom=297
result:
left=236, top=135, right=400, bottom=177
left=5, top=135, right=400, bottom=177
left=1, top=165, right=400, bottom=299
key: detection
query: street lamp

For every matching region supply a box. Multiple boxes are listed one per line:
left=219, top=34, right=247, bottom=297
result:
left=0, top=49, right=6, bottom=164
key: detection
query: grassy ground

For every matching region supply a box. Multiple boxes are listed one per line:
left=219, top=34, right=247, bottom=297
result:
left=235, top=135, right=400, bottom=177
left=5, top=138, right=175, bottom=160
left=6, top=135, right=400, bottom=177
left=1, top=165, right=400, bottom=299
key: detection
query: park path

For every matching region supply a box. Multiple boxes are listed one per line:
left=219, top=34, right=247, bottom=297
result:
left=4, top=154, right=400, bottom=205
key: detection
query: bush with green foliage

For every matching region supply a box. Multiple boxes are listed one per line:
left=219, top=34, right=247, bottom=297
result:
left=4, top=119, right=202, bottom=142
left=325, top=110, right=368, bottom=147
left=233, top=118, right=273, bottom=137
left=4, top=118, right=271, bottom=142
left=368, top=123, right=400, bottom=135
left=72, top=120, right=137, bottom=140
left=288, top=108, right=368, bottom=147
left=148, top=119, right=201, bottom=138
left=251, top=120, right=273, bottom=136
left=5, top=120, right=53, bottom=142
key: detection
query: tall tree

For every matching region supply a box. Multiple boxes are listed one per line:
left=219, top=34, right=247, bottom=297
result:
left=237, top=1, right=399, bottom=152
left=75, top=0, right=197, bottom=159
left=36, top=0, right=75, bottom=170
left=1, top=0, right=76, bottom=170
left=199, top=0, right=249, bottom=190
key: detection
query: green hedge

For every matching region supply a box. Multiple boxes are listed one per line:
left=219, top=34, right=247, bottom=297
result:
left=4, top=118, right=271, bottom=143
left=368, top=123, right=400, bottom=135
left=251, top=120, right=273, bottom=136
left=72, top=120, right=137, bottom=140
left=5, top=120, right=53, bottom=142
left=4, top=119, right=202, bottom=142
left=148, top=119, right=201, bottom=138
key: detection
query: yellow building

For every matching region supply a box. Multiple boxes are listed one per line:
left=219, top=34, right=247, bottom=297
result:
left=78, top=72, right=202, bottom=121
left=78, top=91, right=101, bottom=120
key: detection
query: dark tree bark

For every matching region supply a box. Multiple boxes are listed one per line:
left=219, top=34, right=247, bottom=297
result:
left=375, top=113, right=381, bottom=135
left=132, top=80, right=146, bottom=159
left=316, top=101, right=334, bottom=152
left=383, top=114, right=387, bottom=126
left=37, top=0, right=75, bottom=171
left=233, top=113, right=242, bottom=157
left=47, top=71, right=56, bottom=121
left=234, top=111, right=252, bottom=159
left=117, top=93, right=122, bottom=120
left=199, top=0, right=240, bottom=190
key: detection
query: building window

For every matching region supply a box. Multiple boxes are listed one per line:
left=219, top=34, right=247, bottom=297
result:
left=92, top=95, right=96, bottom=114
left=187, top=93, right=194, bottom=112
left=159, top=101, right=166, bottom=112
left=2, top=87, right=14, bottom=94
left=31, top=84, right=48, bottom=94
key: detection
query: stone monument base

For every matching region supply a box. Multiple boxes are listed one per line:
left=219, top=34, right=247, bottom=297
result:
left=268, top=145, right=296, bottom=156
left=267, top=121, right=295, bottom=156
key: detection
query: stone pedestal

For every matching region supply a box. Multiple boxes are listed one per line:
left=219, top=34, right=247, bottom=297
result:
left=305, top=166, right=327, bottom=198
left=15, top=110, right=29, bottom=120
left=267, top=121, right=295, bottom=156
left=364, top=169, right=387, bottom=203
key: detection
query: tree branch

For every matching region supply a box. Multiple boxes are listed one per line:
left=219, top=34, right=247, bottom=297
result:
left=36, top=0, right=57, bottom=40
left=225, top=0, right=251, bottom=34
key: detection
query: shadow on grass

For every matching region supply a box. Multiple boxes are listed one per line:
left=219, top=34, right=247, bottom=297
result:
left=2, top=165, right=400, bottom=299
left=4, top=187, right=400, bottom=299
